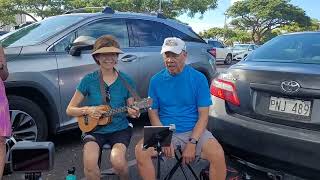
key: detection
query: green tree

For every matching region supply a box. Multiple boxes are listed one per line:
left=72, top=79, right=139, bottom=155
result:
left=0, top=0, right=219, bottom=27
left=0, top=0, right=65, bottom=23
left=66, top=0, right=218, bottom=18
left=227, top=0, right=311, bottom=44
left=0, top=0, right=16, bottom=28
left=231, top=29, right=251, bottom=43
left=199, top=27, right=235, bottom=39
left=278, top=18, right=319, bottom=33
left=200, top=27, right=251, bottom=45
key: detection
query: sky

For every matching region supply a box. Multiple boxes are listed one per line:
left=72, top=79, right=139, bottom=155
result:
left=177, top=0, right=320, bottom=33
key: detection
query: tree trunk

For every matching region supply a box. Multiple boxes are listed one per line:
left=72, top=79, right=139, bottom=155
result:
left=20, top=11, right=38, bottom=22
left=251, top=32, right=256, bottom=44
left=256, top=34, right=262, bottom=44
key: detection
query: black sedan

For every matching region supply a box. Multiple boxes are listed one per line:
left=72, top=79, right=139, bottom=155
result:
left=208, top=32, right=320, bottom=179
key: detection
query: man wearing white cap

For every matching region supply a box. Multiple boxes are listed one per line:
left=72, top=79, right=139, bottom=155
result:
left=135, top=37, right=226, bottom=180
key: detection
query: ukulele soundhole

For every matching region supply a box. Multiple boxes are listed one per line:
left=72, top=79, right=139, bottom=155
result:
left=84, top=115, right=89, bottom=125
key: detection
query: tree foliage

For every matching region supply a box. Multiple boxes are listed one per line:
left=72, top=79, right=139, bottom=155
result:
left=200, top=27, right=236, bottom=40
left=0, top=0, right=218, bottom=27
left=227, top=0, right=311, bottom=44
left=66, top=0, right=218, bottom=18
left=199, top=27, right=251, bottom=45
left=0, top=0, right=16, bottom=28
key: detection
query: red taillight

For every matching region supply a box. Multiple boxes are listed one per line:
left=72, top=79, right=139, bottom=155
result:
left=208, top=48, right=216, bottom=58
left=210, top=78, right=240, bottom=106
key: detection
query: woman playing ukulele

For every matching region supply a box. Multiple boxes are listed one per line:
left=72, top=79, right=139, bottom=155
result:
left=66, top=35, right=139, bottom=180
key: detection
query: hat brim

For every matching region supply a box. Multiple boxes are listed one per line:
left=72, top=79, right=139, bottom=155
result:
left=160, top=46, right=182, bottom=54
left=92, top=47, right=123, bottom=55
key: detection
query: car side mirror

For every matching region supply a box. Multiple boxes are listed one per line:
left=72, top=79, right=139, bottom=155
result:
left=69, top=44, right=93, bottom=56
left=69, top=36, right=96, bottom=56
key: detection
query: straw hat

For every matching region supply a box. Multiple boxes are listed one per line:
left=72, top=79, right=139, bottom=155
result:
left=92, top=35, right=123, bottom=55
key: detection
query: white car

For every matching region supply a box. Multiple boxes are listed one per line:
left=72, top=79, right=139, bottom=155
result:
left=207, top=39, right=233, bottom=65
left=232, top=44, right=259, bottom=61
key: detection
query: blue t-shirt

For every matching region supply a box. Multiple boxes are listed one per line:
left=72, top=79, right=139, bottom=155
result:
left=77, top=70, right=135, bottom=134
left=148, top=65, right=212, bottom=133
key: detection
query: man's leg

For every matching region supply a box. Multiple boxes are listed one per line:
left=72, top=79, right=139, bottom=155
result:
left=200, top=138, right=226, bottom=180
left=0, top=137, right=6, bottom=179
left=83, top=141, right=101, bottom=180
left=135, top=139, right=157, bottom=180
left=110, top=143, right=129, bottom=180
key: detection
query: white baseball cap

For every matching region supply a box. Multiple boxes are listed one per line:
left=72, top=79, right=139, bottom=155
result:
left=160, top=37, right=186, bottom=54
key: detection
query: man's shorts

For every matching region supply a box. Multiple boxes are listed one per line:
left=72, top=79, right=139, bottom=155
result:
left=82, top=127, right=132, bottom=149
left=171, top=130, right=215, bottom=157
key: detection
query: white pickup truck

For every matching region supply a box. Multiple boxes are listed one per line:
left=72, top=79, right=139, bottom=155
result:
left=207, top=39, right=233, bottom=65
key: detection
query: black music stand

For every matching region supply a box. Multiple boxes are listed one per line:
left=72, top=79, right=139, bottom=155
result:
left=163, top=145, right=200, bottom=180
left=143, top=126, right=173, bottom=180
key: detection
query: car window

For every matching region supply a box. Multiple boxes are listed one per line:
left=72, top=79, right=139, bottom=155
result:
left=53, top=32, right=77, bottom=52
left=249, top=45, right=254, bottom=50
left=168, top=26, right=204, bottom=43
left=128, top=19, right=204, bottom=47
left=217, top=42, right=224, bottom=48
left=128, top=19, right=171, bottom=47
left=208, top=41, right=221, bottom=48
left=210, top=41, right=224, bottom=48
left=0, top=15, right=85, bottom=48
left=249, top=33, right=320, bottom=64
left=78, top=19, right=129, bottom=48
left=233, top=44, right=249, bottom=50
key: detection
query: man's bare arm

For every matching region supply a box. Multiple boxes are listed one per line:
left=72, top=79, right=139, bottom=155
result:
left=148, top=109, right=163, bottom=126
left=190, top=107, right=209, bottom=140
left=0, top=65, right=8, bottom=81
left=0, top=47, right=8, bottom=81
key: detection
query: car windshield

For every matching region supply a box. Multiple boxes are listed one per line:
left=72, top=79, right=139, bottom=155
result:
left=0, top=15, right=85, bottom=48
left=233, top=44, right=249, bottom=50
left=248, top=33, right=320, bottom=64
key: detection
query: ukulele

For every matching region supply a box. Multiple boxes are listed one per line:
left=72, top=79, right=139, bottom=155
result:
left=77, top=98, right=152, bottom=132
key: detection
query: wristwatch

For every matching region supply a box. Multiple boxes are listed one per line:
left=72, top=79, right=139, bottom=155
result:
left=188, top=138, right=198, bottom=145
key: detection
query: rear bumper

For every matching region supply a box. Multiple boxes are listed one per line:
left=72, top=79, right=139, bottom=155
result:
left=208, top=97, right=320, bottom=179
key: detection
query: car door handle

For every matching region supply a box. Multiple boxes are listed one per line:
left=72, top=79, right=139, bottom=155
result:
left=120, top=55, right=137, bottom=62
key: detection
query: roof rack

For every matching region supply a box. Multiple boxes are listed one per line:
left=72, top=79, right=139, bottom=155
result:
left=102, top=7, right=115, bottom=14
left=147, top=11, right=166, bottom=19
left=157, top=13, right=166, bottom=19
left=64, top=6, right=114, bottom=14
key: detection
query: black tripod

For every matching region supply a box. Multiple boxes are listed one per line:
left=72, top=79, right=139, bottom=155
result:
left=163, top=145, right=199, bottom=180
left=155, top=136, right=163, bottom=180
left=143, top=126, right=174, bottom=180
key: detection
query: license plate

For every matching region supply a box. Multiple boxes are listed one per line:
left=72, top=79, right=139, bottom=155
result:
left=269, top=97, right=311, bottom=117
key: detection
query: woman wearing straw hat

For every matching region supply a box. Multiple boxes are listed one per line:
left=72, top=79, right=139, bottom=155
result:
left=66, top=35, right=140, bottom=180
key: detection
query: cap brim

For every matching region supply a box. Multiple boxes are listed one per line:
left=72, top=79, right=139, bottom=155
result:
left=160, top=46, right=182, bottom=54
left=92, top=47, right=123, bottom=55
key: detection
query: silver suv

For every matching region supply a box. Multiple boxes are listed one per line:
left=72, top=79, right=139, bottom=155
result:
left=1, top=8, right=216, bottom=144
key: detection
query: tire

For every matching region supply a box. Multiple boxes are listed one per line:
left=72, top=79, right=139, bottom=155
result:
left=8, top=95, right=48, bottom=141
left=224, top=54, right=233, bottom=65
left=4, top=96, right=48, bottom=175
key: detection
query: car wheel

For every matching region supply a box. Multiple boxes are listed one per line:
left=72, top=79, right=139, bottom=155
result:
left=8, top=96, right=48, bottom=141
left=224, top=54, right=232, bottom=65
left=4, top=96, right=48, bottom=174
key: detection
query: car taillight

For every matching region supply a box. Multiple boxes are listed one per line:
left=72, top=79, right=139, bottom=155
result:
left=210, top=78, right=240, bottom=106
left=208, top=48, right=216, bottom=58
